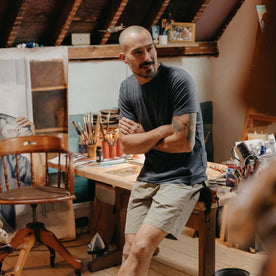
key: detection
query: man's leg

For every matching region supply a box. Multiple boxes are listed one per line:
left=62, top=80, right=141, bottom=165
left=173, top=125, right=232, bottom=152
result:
left=118, top=224, right=168, bottom=276
left=121, top=233, right=135, bottom=263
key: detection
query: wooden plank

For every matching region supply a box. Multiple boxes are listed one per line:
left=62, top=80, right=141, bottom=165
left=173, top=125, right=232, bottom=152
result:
left=198, top=208, right=216, bottom=276
left=100, top=0, right=129, bottom=45
left=215, top=0, right=245, bottom=41
left=30, top=60, right=66, bottom=89
left=54, top=0, right=83, bottom=46
left=68, top=41, right=218, bottom=60
left=192, top=0, right=210, bottom=23
left=6, top=0, right=31, bottom=47
left=68, top=45, right=121, bottom=59
left=32, top=86, right=67, bottom=92
left=249, top=113, right=276, bottom=123
left=151, top=0, right=171, bottom=26
left=35, top=127, right=68, bottom=133
left=156, top=41, right=218, bottom=56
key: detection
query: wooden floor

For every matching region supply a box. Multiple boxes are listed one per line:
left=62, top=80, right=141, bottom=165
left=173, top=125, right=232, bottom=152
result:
left=2, top=228, right=266, bottom=276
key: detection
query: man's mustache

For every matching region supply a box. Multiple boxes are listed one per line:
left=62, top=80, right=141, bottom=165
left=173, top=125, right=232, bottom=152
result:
left=140, top=61, right=154, bottom=68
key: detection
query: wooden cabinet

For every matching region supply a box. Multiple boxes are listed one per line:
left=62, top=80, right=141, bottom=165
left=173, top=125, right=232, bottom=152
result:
left=30, top=60, right=68, bottom=135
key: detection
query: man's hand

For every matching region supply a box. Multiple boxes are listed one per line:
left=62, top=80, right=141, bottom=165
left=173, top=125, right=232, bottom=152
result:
left=119, top=117, right=144, bottom=135
left=16, top=117, right=35, bottom=135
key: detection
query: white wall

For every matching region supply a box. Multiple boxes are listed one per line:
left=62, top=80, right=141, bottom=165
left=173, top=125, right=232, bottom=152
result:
left=212, top=0, right=261, bottom=162
left=68, top=60, right=126, bottom=114
left=68, top=56, right=212, bottom=115
left=159, top=57, right=213, bottom=102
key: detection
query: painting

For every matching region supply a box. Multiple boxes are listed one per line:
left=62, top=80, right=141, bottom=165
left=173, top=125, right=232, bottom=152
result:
left=168, top=22, right=196, bottom=43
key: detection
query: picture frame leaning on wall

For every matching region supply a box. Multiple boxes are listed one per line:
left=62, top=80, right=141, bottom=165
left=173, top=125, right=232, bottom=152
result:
left=168, top=22, right=196, bottom=43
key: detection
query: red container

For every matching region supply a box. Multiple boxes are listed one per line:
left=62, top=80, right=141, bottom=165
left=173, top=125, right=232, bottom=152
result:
left=102, top=140, right=110, bottom=160
left=116, top=138, right=124, bottom=157
left=109, top=144, right=117, bottom=159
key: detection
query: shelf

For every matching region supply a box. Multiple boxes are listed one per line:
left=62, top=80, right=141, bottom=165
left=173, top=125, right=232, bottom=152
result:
left=249, top=113, right=276, bottom=123
left=35, top=127, right=68, bottom=134
left=32, top=85, right=67, bottom=92
left=68, top=41, right=218, bottom=60
left=242, top=108, right=276, bottom=140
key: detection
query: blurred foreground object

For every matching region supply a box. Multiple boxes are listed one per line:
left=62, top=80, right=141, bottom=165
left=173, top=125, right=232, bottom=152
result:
left=241, top=0, right=276, bottom=116
left=227, top=159, right=276, bottom=275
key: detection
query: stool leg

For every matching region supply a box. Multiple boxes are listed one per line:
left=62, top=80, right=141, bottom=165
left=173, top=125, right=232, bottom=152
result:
left=39, top=227, right=82, bottom=271
left=12, top=233, right=36, bottom=276
left=198, top=208, right=216, bottom=276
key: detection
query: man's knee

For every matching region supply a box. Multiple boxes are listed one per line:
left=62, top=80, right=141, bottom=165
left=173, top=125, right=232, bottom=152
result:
left=122, top=234, right=135, bottom=262
left=131, top=239, right=155, bottom=260
left=122, top=243, right=131, bottom=262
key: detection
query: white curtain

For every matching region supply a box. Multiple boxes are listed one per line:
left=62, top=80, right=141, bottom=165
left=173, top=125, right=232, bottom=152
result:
left=0, top=58, right=32, bottom=120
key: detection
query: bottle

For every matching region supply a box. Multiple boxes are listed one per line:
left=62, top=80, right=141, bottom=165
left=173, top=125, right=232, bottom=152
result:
left=226, top=168, right=236, bottom=187
left=78, top=139, right=87, bottom=154
left=96, top=146, right=103, bottom=162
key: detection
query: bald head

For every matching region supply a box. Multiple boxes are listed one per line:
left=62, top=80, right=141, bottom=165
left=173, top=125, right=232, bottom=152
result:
left=118, top=25, right=158, bottom=84
left=119, top=26, right=152, bottom=52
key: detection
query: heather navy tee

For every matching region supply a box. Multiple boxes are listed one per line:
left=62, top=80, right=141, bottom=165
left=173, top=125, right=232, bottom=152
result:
left=119, top=64, right=207, bottom=185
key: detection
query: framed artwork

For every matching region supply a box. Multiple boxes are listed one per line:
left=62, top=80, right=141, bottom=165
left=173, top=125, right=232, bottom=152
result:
left=168, top=22, right=196, bottom=43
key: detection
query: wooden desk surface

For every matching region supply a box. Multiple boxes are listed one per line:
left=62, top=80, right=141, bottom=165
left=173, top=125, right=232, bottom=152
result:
left=75, top=161, right=139, bottom=191
left=71, top=159, right=234, bottom=210
left=49, top=156, right=234, bottom=209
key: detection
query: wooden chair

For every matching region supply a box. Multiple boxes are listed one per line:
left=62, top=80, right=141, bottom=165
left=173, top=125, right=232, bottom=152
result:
left=0, top=135, right=82, bottom=275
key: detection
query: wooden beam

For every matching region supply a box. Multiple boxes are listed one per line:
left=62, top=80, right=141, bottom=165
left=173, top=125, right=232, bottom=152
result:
left=249, top=113, right=276, bottom=123
left=5, top=0, right=30, bottom=47
left=100, top=0, right=129, bottom=45
left=53, top=0, right=83, bottom=46
left=214, top=0, right=245, bottom=41
left=68, top=42, right=218, bottom=60
left=151, top=0, right=171, bottom=26
left=68, top=45, right=121, bottom=60
left=192, top=0, right=210, bottom=23
left=156, top=41, right=218, bottom=56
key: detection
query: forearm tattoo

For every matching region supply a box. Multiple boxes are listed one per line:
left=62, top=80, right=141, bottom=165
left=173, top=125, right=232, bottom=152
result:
left=172, top=113, right=196, bottom=142
left=187, top=113, right=196, bottom=142
left=172, top=117, right=186, bottom=132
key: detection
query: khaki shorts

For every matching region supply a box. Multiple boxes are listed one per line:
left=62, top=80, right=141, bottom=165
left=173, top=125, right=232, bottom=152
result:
left=125, top=181, right=204, bottom=239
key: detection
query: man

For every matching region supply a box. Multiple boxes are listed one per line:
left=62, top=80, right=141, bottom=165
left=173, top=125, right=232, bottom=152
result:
left=118, top=26, right=207, bottom=275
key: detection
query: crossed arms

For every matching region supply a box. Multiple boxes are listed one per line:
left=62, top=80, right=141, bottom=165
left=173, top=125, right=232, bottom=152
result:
left=119, top=113, right=196, bottom=154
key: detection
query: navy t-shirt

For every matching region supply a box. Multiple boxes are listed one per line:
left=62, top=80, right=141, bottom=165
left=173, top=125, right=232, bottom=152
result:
left=119, top=64, right=207, bottom=185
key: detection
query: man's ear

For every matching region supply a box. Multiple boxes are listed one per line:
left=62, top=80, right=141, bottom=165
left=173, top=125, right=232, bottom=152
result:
left=119, top=52, right=128, bottom=64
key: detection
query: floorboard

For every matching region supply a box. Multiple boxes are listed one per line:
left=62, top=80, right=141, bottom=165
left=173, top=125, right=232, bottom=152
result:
left=1, top=228, right=266, bottom=276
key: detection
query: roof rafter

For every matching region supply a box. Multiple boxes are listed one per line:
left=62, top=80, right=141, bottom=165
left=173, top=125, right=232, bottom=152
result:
left=100, top=0, right=129, bottom=45
left=52, top=0, right=83, bottom=46
left=151, top=0, right=171, bottom=26
left=214, top=0, right=245, bottom=40
left=5, top=0, right=31, bottom=47
left=192, top=0, right=210, bottom=23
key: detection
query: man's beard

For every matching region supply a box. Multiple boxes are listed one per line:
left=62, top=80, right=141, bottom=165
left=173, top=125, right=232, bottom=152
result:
left=137, top=61, right=155, bottom=79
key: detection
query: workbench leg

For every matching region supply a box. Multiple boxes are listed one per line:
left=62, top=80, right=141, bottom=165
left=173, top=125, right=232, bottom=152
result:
left=198, top=208, right=216, bottom=276
left=87, top=187, right=130, bottom=272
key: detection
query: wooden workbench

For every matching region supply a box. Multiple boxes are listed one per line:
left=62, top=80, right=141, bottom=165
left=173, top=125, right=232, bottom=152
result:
left=50, top=157, right=230, bottom=276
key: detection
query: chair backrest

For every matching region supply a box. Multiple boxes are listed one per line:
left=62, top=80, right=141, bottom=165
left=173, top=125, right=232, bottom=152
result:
left=0, top=135, right=74, bottom=195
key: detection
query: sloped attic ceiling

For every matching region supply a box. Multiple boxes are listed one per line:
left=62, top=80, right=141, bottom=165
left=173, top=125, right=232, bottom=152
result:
left=0, top=0, right=244, bottom=48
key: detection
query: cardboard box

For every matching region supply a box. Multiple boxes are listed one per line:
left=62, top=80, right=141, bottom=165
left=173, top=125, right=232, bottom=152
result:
left=71, top=33, right=90, bottom=46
